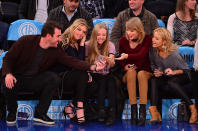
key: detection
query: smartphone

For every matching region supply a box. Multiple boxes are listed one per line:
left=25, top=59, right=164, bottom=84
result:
left=128, top=64, right=135, bottom=68
left=98, top=55, right=104, bottom=61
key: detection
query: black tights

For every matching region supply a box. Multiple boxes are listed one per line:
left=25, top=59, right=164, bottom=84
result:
left=150, top=74, right=193, bottom=106
left=92, top=73, right=116, bottom=108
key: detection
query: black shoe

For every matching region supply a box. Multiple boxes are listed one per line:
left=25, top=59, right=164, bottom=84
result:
left=6, top=112, right=16, bottom=124
left=98, top=108, right=106, bottom=123
left=33, top=112, right=55, bottom=125
left=63, top=103, right=77, bottom=122
left=138, top=104, right=146, bottom=126
left=105, top=107, right=116, bottom=126
left=131, top=104, right=138, bottom=125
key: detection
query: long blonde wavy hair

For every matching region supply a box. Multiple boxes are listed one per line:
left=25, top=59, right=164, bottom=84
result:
left=154, top=28, right=178, bottom=55
left=87, top=23, right=109, bottom=64
left=61, top=18, right=88, bottom=49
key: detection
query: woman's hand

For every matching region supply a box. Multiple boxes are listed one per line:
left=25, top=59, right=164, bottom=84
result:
left=153, top=69, right=163, bottom=77
left=164, top=68, right=175, bottom=75
left=80, top=35, right=86, bottom=46
left=115, top=53, right=128, bottom=60
left=105, top=55, right=115, bottom=67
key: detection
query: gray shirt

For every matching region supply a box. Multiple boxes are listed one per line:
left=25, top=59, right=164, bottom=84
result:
left=149, top=48, right=189, bottom=74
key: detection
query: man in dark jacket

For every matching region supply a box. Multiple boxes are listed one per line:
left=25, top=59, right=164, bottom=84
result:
left=47, top=0, right=93, bottom=39
left=2, top=21, right=104, bottom=125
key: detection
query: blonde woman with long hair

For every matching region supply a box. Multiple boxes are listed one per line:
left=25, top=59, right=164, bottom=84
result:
left=116, top=17, right=153, bottom=126
left=149, top=27, right=197, bottom=124
left=85, top=23, right=116, bottom=126
left=167, top=0, right=198, bottom=46
left=52, top=18, right=97, bottom=125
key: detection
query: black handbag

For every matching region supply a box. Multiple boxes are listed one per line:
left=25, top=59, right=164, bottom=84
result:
left=177, top=102, right=190, bottom=122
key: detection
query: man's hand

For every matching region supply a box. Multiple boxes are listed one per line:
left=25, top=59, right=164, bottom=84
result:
left=5, top=73, right=17, bottom=89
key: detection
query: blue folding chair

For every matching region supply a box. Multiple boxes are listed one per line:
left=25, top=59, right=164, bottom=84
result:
left=157, top=19, right=166, bottom=28
left=7, top=19, right=44, bottom=41
left=93, top=19, right=115, bottom=38
left=178, top=46, right=194, bottom=68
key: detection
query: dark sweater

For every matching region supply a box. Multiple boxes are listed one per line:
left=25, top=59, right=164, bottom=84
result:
left=119, top=35, right=152, bottom=73
left=47, top=5, right=93, bottom=39
left=1, top=35, right=90, bottom=77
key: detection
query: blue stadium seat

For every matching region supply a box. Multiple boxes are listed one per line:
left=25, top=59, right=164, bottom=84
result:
left=157, top=19, right=166, bottom=28
left=178, top=46, right=194, bottom=68
left=7, top=19, right=44, bottom=41
left=93, top=19, right=115, bottom=37
left=0, top=51, right=8, bottom=68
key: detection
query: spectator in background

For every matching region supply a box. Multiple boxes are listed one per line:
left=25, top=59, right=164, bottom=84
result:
left=167, top=0, right=198, bottom=46
left=47, top=0, right=93, bottom=39
left=80, top=0, right=105, bottom=19
left=149, top=28, right=197, bottom=124
left=86, top=23, right=116, bottom=126
left=110, top=0, right=158, bottom=51
left=115, top=17, right=152, bottom=126
left=18, top=0, right=63, bottom=23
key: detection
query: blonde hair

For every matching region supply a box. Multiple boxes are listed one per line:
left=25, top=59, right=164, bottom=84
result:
left=125, top=17, right=145, bottom=44
left=87, top=23, right=109, bottom=64
left=153, top=28, right=178, bottom=55
left=61, top=18, right=88, bottom=49
left=176, top=0, right=196, bottom=20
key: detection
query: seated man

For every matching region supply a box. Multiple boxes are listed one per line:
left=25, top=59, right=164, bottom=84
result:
left=1, top=21, right=104, bottom=125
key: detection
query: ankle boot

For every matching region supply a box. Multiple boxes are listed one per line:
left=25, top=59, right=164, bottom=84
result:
left=98, top=107, right=106, bottom=123
left=105, top=107, right=116, bottom=126
left=189, top=104, right=197, bottom=123
left=148, top=106, right=162, bottom=124
left=131, top=104, right=137, bottom=125
left=138, top=104, right=146, bottom=126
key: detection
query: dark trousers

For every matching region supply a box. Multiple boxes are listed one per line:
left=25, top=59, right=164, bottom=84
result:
left=3, top=71, right=60, bottom=115
left=61, top=70, right=88, bottom=102
left=150, top=74, right=192, bottom=106
left=92, top=73, right=116, bottom=108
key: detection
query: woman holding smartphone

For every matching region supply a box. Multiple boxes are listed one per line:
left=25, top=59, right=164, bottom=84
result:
left=116, top=17, right=152, bottom=126
left=86, top=23, right=116, bottom=126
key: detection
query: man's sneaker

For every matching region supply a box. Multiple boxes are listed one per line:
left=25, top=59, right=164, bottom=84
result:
left=33, top=112, right=55, bottom=125
left=6, top=112, right=16, bottom=124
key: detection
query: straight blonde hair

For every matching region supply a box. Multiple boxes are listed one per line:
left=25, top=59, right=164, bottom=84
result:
left=125, top=17, right=145, bottom=44
left=87, top=23, right=109, bottom=64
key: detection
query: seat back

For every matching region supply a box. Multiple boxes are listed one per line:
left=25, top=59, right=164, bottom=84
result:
left=93, top=19, right=115, bottom=38
left=178, top=46, right=194, bottom=68
left=157, top=19, right=166, bottom=28
left=7, top=19, right=44, bottom=41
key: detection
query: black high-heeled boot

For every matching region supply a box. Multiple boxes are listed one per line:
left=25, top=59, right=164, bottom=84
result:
left=98, top=107, right=106, bottom=123
left=105, top=107, right=116, bottom=126
left=138, top=104, right=146, bottom=126
left=131, top=104, right=137, bottom=125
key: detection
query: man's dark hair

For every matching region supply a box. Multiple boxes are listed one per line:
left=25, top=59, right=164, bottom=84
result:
left=41, top=21, right=62, bottom=37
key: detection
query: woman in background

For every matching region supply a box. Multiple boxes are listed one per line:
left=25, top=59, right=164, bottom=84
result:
left=167, top=0, right=198, bottom=46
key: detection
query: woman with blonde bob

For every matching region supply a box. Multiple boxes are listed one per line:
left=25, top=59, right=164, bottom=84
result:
left=86, top=23, right=116, bottom=126
left=116, top=17, right=152, bottom=125
left=149, top=28, right=197, bottom=124
left=52, top=18, right=93, bottom=125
